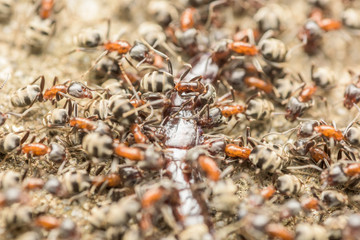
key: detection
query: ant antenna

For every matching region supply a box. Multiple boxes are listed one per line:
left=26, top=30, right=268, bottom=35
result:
left=140, top=38, right=173, bottom=75
left=0, top=73, right=10, bottom=90
left=118, top=63, right=140, bottom=101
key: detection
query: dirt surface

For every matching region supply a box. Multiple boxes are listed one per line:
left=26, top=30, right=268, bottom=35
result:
left=1, top=0, right=360, bottom=240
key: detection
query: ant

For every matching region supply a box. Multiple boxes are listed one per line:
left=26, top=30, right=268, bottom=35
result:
left=224, top=129, right=252, bottom=160
left=298, top=8, right=342, bottom=55
left=344, top=70, right=360, bottom=109
left=41, top=76, right=94, bottom=104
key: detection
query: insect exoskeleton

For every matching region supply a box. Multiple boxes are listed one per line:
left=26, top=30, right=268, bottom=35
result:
left=343, top=214, right=360, bottom=239
left=82, top=132, right=113, bottom=159
left=61, top=169, right=91, bottom=195
left=44, top=108, right=69, bottom=126
left=273, top=77, right=295, bottom=100
left=0, top=0, right=13, bottom=22
left=16, top=231, right=41, bottom=240
left=320, top=190, right=348, bottom=208
left=295, top=223, right=327, bottom=240
left=178, top=224, right=211, bottom=240
left=138, top=22, right=166, bottom=46
left=101, top=79, right=127, bottom=96
left=320, top=162, right=348, bottom=187
left=345, top=125, right=360, bottom=146
left=48, top=142, right=66, bottom=163
left=0, top=171, right=21, bottom=190
left=25, top=16, right=55, bottom=52
left=324, top=215, right=348, bottom=240
left=209, top=179, right=239, bottom=213
left=75, top=28, right=102, bottom=48
left=0, top=133, right=21, bottom=154
left=140, top=71, right=174, bottom=93
left=285, top=97, right=312, bottom=122
left=276, top=174, right=302, bottom=196
left=342, top=8, right=360, bottom=30
left=311, top=66, right=334, bottom=88
left=10, top=85, right=41, bottom=108
left=249, top=145, right=282, bottom=172
left=199, top=84, right=216, bottom=104
left=254, top=4, right=287, bottom=33
left=108, top=95, right=137, bottom=124
left=3, top=203, right=33, bottom=230
left=147, top=1, right=178, bottom=27
left=92, top=56, right=121, bottom=80
left=245, top=98, right=274, bottom=121
left=87, top=98, right=110, bottom=120
left=89, top=196, right=140, bottom=230
left=259, top=38, right=288, bottom=63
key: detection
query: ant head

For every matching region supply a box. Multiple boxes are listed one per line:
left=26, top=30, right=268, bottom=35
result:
left=129, top=41, right=150, bottom=62
left=68, top=82, right=93, bottom=99
left=211, top=40, right=230, bottom=64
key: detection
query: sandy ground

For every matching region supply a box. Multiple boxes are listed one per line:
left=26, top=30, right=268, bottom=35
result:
left=1, top=0, right=360, bottom=239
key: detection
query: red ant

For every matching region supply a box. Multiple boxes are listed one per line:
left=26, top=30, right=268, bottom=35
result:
left=309, top=8, right=342, bottom=32
left=180, top=7, right=200, bottom=31
left=91, top=173, right=122, bottom=188
left=113, top=143, right=144, bottom=161
left=260, top=186, right=276, bottom=200
left=67, top=101, right=98, bottom=132
left=218, top=105, right=245, bottom=118
left=42, top=76, right=93, bottom=103
left=285, top=70, right=328, bottom=122
left=179, top=0, right=229, bottom=31
left=298, top=8, right=342, bottom=54
left=225, top=143, right=251, bottom=160
left=130, top=123, right=149, bottom=144
left=35, top=215, right=61, bottom=230
left=68, top=19, right=132, bottom=80
left=224, top=129, right=252, bottom=160
left=314, top=125, right=344, bottom=141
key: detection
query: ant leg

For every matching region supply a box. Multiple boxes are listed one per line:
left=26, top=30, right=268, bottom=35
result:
left=98, top=181, right=109, bottom=195
left=38, top=75, right=45, bottom=102
left=29, top=136, right=36, bottom=144
left=261, top=126, right=299, bottom=139
left=105, top=18, right=111, bottom=40
left=160, top=41, right=189, bottom=65
left=178, top=64, right=193, bottom=82
left=122, top=99, right=164, bottom=119
left=248, top=29, right=256, bottom=46
left=141, top=38, right=173, bottom=75
left=0, top=73, right=10, bottom=90
left=21, top=131, right=30, bottom=144
left=124, top=56, right=140, bottom=72
left=190, top=104, right=208, bottom=119
left=80, top=50, right=109, bottom=79
left=286, top=40, right=307, bottom=60
left=258, top=30, right=275, bottom=46
left=215, top=91, right=233, bottom=105
left=64, top=47, right=98, bottom=56
left=205, top=0, right=227, bottom=29
left=39, top=137, right=47, bottom=144
left=287, top=165, right=323, bottom=171
left=73, top=102, right=78, bottom=118
left=119, top=63, right=140, bottom=101
left=53, top=76, right=58, bottom=86
left=253, top=57, right=264, bottom=73
left=135, top=57, right=148, bottom=69
left=145, top=105, right=154, bottom=122
left=189, top=76, right=202, bottom=82
left=345, top=104, right=360, bottom=135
